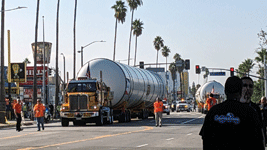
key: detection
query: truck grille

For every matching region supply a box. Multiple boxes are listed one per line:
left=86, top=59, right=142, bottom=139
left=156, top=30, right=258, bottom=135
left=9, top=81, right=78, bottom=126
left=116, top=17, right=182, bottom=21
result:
left=69, top=95, right=88, bottom=111
left=179, top=105, right=185, bottom=108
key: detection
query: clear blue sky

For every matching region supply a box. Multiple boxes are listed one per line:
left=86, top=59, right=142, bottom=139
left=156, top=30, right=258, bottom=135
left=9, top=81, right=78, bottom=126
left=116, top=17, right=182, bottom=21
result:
left=4, top=0, right=267, bottom=87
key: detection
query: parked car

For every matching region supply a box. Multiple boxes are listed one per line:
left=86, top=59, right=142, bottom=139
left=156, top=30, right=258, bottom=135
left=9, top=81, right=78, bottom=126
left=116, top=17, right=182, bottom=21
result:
left=162, top=100, right=170, bottom=115
left=176, top=100, right=190, bottom=112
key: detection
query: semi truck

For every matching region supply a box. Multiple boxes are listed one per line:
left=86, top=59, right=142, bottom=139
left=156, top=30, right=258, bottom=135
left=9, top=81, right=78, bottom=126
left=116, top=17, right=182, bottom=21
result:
left=195, top=80, right=225, bottom=114
left=60, top=58, right=166, bottom=126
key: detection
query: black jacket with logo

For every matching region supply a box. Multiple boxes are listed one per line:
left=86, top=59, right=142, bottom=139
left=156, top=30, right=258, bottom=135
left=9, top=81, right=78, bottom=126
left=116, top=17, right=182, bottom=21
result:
left=199, top=100, right=264, bottom=150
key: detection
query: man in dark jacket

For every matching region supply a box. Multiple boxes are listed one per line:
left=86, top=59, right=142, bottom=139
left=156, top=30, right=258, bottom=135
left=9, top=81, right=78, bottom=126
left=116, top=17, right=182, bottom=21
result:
left=199, top=76, right=264, bottom=150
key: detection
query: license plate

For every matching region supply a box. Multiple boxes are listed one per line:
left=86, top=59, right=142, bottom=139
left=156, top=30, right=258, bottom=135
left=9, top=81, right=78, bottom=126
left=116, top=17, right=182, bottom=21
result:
left=76, top=118, right=82, bottom=120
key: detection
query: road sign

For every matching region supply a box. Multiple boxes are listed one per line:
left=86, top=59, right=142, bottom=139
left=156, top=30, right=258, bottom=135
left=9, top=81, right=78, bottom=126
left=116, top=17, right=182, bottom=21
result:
left=210, top=72, right=226, bottom=76
left=175, top=60, right=183, bottom=67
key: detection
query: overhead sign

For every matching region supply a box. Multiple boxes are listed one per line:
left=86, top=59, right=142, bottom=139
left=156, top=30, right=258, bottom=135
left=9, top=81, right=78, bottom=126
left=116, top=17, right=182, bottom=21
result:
left=10, top=63, right=26, bottom=82
left=210, top=72, right=226, bottom=76
left=175, top=60, right=183, bottom=67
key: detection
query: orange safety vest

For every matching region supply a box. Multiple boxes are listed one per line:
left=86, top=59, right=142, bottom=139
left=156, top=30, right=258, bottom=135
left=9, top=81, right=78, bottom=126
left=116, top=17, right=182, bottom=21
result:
left=34, top=104, right=45, bottom=118
left=154, top=101, right=163, bottom=113
left=206, top=97, right=216, bottom=111
left=14, top=103, right=22, bottom=114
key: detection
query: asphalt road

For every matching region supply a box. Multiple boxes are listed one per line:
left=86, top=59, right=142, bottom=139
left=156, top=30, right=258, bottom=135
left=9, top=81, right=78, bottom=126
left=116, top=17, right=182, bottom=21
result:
left=0, top=111, right=205, bottom=150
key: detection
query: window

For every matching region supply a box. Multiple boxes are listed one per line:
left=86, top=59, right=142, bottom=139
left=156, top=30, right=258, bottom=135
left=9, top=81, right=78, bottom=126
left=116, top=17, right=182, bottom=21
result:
left=67, top=82, right=96, bottom=92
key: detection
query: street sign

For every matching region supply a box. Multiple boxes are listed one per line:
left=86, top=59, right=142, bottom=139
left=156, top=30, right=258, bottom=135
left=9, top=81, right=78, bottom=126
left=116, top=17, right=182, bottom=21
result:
left=210, top=72, right=226, bottom=76
left=175, top=60, right=183, bottom=67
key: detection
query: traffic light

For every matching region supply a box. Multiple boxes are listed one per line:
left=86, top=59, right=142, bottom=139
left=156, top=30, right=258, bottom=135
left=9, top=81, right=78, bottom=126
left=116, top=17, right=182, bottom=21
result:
left=196, top=65, right=201, bottom=74
left=185, top=59, right=190, bottom=70
left=139, top=61, right=144, bottom=69
left=230, top=67, right=234, bottom=76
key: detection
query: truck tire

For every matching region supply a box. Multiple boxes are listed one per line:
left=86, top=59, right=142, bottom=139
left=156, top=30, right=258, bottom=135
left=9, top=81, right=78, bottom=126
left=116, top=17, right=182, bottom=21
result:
left=96, top=109, right=104, bottom=126
left=61, top=118, right=69, bottom=127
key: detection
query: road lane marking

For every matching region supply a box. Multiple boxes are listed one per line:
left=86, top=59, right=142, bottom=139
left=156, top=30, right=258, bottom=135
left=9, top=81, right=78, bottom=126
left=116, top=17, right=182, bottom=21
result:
left=0, top=132, right=40, bottom=140
left=136, top=144, right=148, bottom=148
left=181, top=118, right=197, bottom=124
left=19, top=126, right=153, bottom=150
left=166, top=138, right=174, bottom=141
left=187, top=133, right=192, bottom=136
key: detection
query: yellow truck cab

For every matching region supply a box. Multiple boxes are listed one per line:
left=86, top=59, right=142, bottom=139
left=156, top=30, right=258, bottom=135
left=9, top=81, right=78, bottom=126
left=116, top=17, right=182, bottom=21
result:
left=60, top=77, right=113, bottom=126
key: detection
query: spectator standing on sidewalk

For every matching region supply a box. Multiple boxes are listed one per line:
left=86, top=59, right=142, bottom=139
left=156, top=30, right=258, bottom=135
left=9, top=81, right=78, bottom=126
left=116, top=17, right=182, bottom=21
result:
left=14, top=99, right=23, bottom=132
left=154, top=97, right=163, bottom=127
left=34, top=99, right=45, bottom=131
left=199, top=76, right=264, bottom=150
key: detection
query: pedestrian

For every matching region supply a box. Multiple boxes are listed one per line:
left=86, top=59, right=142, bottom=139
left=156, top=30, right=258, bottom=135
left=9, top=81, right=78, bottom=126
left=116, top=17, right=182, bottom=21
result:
left=240, top=77, right=262, bottom=118
left=154, top=97, right=163, bottom=127
left=33, top=99, right=46, bottom=131
left=14, top=99, right=23, bottom=132
left=48, top=103, right=53, bottom=119
left=206, top=93, right=217, bottom=111
left=199, top=76, right=264, bottom=150
left=261, top=96, right=267, bottom=146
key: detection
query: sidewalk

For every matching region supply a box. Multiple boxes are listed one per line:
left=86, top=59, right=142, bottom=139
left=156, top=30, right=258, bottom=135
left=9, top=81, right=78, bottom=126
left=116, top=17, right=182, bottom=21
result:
left=0, top=118, right=36, bottom=129
left=0, top=118, right=60, bottom=129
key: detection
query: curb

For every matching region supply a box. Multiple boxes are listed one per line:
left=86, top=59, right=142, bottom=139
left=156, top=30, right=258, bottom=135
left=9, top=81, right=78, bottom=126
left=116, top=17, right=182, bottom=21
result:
left=0, top=123, right=16, bottom=129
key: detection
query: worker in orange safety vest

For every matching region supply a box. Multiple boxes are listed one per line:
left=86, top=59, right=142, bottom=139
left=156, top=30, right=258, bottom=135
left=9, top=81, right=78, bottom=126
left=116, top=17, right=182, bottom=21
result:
left=34, top=99, right=46, bottom=131
left=154, top=97, right=164, bottom=127
left=206, top=93, right=217, bottom=111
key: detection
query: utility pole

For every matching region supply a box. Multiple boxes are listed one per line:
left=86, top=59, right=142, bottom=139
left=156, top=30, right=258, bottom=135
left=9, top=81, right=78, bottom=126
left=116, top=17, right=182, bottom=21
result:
left=0, top=0, right=5, bottom=123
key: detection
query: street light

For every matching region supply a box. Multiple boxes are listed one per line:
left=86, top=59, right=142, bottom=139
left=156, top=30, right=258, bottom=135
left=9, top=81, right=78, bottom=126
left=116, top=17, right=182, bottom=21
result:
left=61, top=53, right=65, bottom=88
left=0, top=2, right=27, bottom=123
left=78, top=40, right=105, bottom=67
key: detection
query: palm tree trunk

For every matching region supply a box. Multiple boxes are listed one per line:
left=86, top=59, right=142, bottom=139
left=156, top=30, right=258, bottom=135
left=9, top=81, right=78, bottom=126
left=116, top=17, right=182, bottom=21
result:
left=113, top=19, right=118, bottom=61
left=0, top=0, right=5, bottom=123
left=156, top=50, right=159, bottom=68
left=55, top=0, right=60, bottom=117
left=128, top=10, right=134, bottom=65
left=33, top=0, right=40, bottom=107
left=134, top=35, right=138, bottom=66
left=73, top=0, right=77, bottom=79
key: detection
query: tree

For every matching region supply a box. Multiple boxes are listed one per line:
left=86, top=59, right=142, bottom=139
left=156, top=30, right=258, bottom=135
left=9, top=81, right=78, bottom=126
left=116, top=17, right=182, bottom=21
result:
left=111, top=0, right=127, bottom=61
left=169, top=63, right=177, bottom=100
left=23, top=58, right=31, bottom=64
left=236, top=58, right=255, bottom=77
left=153, top=36, right=164, bottom=67
left=127, top=0, right=143, bottom=65
left=162, top=46, right=171, bottom=71
left=173, top=53, right=184, bottom=98
left=132, top=19, right=143, bottom=66
left=191, top=82, right=197, bottom=98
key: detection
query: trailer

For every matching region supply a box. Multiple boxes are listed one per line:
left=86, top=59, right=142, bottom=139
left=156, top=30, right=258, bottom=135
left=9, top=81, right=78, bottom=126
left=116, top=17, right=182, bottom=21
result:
left=195, top=80, right=225, bottom=114
left=60, top=58, right=166, bottom=126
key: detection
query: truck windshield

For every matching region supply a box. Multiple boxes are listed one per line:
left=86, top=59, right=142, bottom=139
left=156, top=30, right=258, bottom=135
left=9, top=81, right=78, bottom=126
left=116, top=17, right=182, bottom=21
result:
left=67, top=82, right=96, bottom=92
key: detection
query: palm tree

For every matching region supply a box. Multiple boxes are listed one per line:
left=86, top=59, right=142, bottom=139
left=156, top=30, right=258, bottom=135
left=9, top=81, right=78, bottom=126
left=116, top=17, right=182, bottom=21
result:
left=132, top=19, right=143, bottom=66
left=23, top=58, right=31, bottom=64
left=173, top=53, right=184, bottom=98
left=237, top=58, right=255, bottom=77
left=162, top=46, right=170, bottom=98
left=55, top=0, right=60, bottom=116
left=127, top=0, right=143, bottom=65
left=73, top=0, right=77, bottom=79
left=111, top=0, right=127, bottom=61
left=255, top=48, right=267, bottom=65
left=169, top=63, right=177, bottom=100
left=162, top=46, right=170, bottom=70
left=153, top=36, right=164, bottom=67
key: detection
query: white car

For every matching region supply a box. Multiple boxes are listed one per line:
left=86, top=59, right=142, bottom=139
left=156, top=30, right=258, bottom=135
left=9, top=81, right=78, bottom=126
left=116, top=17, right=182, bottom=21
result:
left=176, top=101, right=190, bottom=112
left=162, top=100, right=170, bottom=115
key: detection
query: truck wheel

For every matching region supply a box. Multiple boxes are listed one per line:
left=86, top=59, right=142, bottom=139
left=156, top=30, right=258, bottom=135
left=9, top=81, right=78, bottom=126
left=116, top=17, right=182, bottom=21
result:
left=61, top=118, right=69, bottom=127
left=96, top=109, right=104, bottom=126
